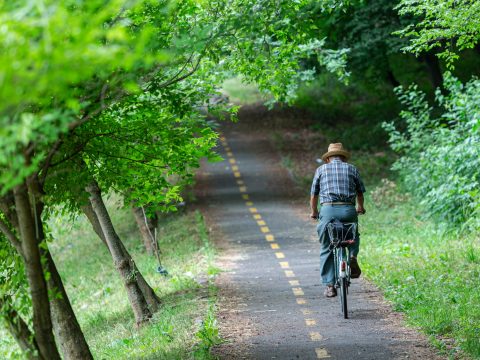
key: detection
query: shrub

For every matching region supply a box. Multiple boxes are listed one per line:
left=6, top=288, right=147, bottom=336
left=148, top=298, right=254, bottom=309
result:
left=370, top=178, right=410, bottom=208
left=384, top=73, right=480, bottom=228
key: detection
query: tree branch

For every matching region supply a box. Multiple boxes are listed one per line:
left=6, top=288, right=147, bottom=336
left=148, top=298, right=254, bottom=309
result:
left=0, top=216, right=23, bottom=257
left=156, top=52, right=205, bottom=89
left=91, top=150, right=169, bottom=169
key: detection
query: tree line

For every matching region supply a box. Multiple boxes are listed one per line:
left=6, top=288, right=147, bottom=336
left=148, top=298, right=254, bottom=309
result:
left=1, top=0, right=479, bottom=359
left=0, top=1, right=351, bottom=358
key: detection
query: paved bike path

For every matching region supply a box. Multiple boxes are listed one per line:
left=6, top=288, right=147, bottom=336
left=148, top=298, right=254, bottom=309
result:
left=196, top=127, right=441, bottom=360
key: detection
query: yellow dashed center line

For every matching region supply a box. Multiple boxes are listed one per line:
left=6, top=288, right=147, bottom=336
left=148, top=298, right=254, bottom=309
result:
left=292, top=288, right=304, bottom=296
left=265, top=234, right=274, bottom=241
left=315, top=348, right=331, bottom=359
left=220, top=134, right=329, bottom=360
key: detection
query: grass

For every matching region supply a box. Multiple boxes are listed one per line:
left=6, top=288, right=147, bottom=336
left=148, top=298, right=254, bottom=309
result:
left=221, top=77, right=268, bottom=105
left=360, top=193, right=480, bottom=359
left=1, top=196, right=221, bottom=359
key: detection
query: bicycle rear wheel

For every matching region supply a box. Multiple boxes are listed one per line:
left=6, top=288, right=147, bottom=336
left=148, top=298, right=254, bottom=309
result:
left=340, top=277, right=348, bottom=319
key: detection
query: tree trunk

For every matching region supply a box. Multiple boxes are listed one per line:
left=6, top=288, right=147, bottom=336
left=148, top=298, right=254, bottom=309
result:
left=81, top=203, right=107, bottom=244
left=0, top=295, right=41, bottom=360
left=423, top=52, right=443, bottom=89
left=85, top=181, right=152, bottom=326
left=44, top=250, right=93, bottom=360
left=13, top=184, right=61, bottom=360
left=83, top=203, right=161, bottom=313
left=386, top=69, right=400, bottom=88
left=127, top=251, right=161, bottom=313
left=26, top=174, right=93, bottom=360
left=131, top=206, right=154, bottom=254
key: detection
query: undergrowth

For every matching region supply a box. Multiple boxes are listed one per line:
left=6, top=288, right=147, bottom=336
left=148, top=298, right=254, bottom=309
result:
left=0, top=198, right=221, bottom=359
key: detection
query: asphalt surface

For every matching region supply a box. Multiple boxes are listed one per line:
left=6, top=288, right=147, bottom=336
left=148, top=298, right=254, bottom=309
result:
left=196, top=127, right=441, bottom=360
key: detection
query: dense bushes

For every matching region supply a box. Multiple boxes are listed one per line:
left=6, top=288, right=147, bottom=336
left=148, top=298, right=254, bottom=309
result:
left=384, top=73, right=480, bottom=228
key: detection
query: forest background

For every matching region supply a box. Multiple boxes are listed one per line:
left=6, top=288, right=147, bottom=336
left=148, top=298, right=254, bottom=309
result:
left=0, top=0, right=479, bottom=359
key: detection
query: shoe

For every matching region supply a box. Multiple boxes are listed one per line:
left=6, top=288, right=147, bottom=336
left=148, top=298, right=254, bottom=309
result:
left=350, top=256, right=361, bottom=278
left=324, top=285, right=337, bottom=298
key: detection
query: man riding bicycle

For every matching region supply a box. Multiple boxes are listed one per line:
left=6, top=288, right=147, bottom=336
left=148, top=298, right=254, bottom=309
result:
left=309, top=143, right=366, bottom=298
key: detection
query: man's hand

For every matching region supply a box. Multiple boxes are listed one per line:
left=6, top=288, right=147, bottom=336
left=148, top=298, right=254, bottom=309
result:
left=310, top=210, right=319, bottom=220
left=356, top=191, right=366, bottom=215
left=356, top=206, right=366, bottom=215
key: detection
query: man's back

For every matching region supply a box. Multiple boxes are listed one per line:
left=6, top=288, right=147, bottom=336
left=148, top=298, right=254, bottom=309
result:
left=311, top=158, right=365, bottom=205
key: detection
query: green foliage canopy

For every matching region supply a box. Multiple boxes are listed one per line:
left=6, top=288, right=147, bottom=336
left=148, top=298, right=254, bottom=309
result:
left=395, top=0, right=480, bottom=67
left=0, top=0, right=177, bottom=193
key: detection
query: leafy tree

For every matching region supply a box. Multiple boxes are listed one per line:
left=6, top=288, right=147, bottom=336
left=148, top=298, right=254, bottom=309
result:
left=395, top=0, right=480, bottom=68
left=315, top=0, right=408, bottom=86
left=42, top=83, right=219, bottom=325
left=0, top=0, right=354, bottom=357
left=204, top=0, right=351, bottom=102
left=0, top=0, right=199, bottom=357
left=384, top=73, right=480, bottom=226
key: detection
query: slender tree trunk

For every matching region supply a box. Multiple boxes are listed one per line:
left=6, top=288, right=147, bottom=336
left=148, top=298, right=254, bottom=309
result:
left=44, top=251, right=93, bottom=360
left=82, top=202, right=161, bottom=313
left=129, top=254, right=161, bottom=313
left=81, top=203, right=107, bottom=244
left=131, top=206, right=154, bottom=254
left=13, top=184, right=61, bottom=360
left=0, top=295, right=41, bottom=360
left=26, top=175, right=93, bottom=360
left=423, top=52, right=443, bottom=89
left=386, top=69, right=400, bottom=88
left=85, top=181, right=152, bottom=326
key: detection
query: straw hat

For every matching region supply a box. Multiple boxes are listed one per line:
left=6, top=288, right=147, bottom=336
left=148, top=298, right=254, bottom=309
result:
left=321, top=143, right=350, bottom=162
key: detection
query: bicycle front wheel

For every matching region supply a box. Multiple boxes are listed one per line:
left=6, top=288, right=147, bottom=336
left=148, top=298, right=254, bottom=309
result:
left=340, top=277, right=348, bottom=319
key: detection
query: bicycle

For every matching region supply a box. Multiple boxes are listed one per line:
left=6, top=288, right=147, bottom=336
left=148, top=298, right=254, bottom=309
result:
left=326, top=219, right=357, bottom=319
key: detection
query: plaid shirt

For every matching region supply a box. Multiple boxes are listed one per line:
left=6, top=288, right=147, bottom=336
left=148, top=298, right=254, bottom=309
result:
left=311, top=158, right=366, bottom=204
